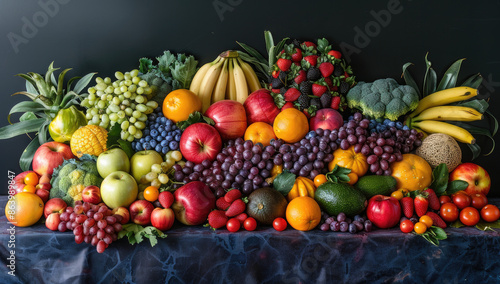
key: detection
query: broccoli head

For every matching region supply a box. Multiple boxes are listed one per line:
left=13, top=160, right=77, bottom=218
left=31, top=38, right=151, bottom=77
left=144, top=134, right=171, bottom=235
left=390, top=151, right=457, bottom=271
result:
left=49, top=154, right=103, bottom=206
left=346, top=78, right=419, bottom=121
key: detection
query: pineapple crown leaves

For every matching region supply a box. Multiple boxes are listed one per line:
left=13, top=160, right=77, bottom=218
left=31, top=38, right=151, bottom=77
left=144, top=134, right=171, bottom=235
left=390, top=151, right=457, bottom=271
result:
left=325, top=164, right=351, bottom=184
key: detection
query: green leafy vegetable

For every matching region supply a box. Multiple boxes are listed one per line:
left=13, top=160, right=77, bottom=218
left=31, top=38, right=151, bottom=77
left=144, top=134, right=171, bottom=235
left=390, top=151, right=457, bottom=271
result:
left=273, top=170, right=296, bottom=196
left=326, top=165, right=351, bottom=183
left=118, top=224, right=167, bottom=247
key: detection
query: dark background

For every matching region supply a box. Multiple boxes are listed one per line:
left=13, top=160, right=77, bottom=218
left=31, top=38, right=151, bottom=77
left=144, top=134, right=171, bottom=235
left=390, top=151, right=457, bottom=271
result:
left=1, top=0, right=499, bottom=196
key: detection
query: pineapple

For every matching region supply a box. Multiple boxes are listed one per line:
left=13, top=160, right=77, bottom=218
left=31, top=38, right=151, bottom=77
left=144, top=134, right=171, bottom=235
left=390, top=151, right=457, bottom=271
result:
left=0, top=62, right=95, bottom=170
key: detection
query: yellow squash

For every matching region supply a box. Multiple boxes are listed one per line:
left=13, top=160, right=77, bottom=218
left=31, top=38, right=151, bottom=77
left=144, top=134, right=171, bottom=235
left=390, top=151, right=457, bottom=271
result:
left=287, top=177, right=316, bottom=202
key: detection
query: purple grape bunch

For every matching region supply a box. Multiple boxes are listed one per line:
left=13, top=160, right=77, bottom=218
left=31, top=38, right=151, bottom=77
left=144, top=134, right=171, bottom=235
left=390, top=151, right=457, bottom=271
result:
left=319, top=211, right=372, bottom=233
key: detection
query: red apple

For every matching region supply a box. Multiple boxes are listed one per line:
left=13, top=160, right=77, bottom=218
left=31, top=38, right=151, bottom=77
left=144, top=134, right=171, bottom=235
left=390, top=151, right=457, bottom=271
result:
left=309, top=108, right=344, bottom=131
left=82, top=185, right=102, bottom=204
left=45, top=213, right=61, bottom=231
left=111, top=207, right=130, bottom=224
left=243, top=89, right=280, bottom=124
left=35, top=188, right=50, bottom=203
left=366, top=195, right=401, bottom=229
left=204, top=100, right=247, bottom=140
left=450, top=163, right=491, bottom=196
left=32, top=141, right=75, bottom=176
left=151, top=207, right=175, bottom=231
left=172, top=181, right=216, bottom=225
left=180, top=123, right=222, bottom=164
left=12, top=171, right=38, bottom=195
left=44, top=198, right=68, bottom=218
left=129, top=200, right=154, bottom=225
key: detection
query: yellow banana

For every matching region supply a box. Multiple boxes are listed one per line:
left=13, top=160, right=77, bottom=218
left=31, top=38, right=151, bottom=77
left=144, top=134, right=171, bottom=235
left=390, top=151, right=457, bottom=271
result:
left=412, top=105, right=483, bottom=122
left=189, top=56, right=220, bottom=95
left=212, top=59, right=229, bottom=103
left=409, top=86, right=478, bottom=117
left=237, top=57, right=261, bottom=92
left=198, top=57, right=225, bottom=112
left=411, top=120, right=475, bottom=144
left=226, top=59, right=237, bottom=101
left=232, top=58, right=249, bottom=104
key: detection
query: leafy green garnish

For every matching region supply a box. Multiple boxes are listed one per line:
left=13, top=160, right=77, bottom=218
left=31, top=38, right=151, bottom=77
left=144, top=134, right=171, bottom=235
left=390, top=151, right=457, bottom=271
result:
left=416, top=226, right=447, bottom=246
left=105, top=124, right=134, bottom=158
left=273, top=170, right=296, bottom=196
left=117, top=224, right=167, bottom=247
left=451, top=219, right=500, bottom=231
left=325, top=165, right=351, bottom=183
left=429, top=163, right=468, bottom=196
left=176, top=111, right=215, bottom=131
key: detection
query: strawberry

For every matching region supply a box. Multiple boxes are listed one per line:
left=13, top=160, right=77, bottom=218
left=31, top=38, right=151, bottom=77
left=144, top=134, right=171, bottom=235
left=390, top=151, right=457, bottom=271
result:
left=303, top=41, right=317, bottom=49
left=224, top=189, right=242, bottom=203
left=312, top=83, right=327, bottom=97
left=293, top=62, right=301, bottom=66
left=324, top=77, right=334, bottom=90
left=294, top=70, right=307, bottom=85
left=414, top=194, right=429, bottom=217
left=158, top=191, right=174, bottom=209
left=235, top=213, right=248, bottom=224
left=425, top=211, right=447, bottom=229
left=277, top=58, right=292, bottom=72
left=284, top=88, right=301, bottom=101
left=328, top=50, right=342, bottom=59
left=208, top=210, right=228, bottom=229
left=304, top=55, right=318, bottom=66
left=330, top=96, right=341, bottom=110
left=319, top=62, right=334, bottom=78
left=291, top=48, right=303, bottom=62
left=400, top=197, right=414, bottom=219
left=424, top=188, right=440, bottom=211
left=271, top=88, right=281, bottom=94
left=272, top=70, right=280, bottom=78
left=216, top=197, right=231, bottom=211
left=281, top=102, right=295, bottom=111
left=225, top=199, right=246, bottom=217
left=302, top=109, right=312, bottom=119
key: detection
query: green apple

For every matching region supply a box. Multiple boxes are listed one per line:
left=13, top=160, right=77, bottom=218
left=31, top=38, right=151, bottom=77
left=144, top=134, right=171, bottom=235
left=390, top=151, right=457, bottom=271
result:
left=130, top=150, right=163, bottom=183
left=97, top=148, right=131, bottom=178
left=100, top=171, right=138, bottom=209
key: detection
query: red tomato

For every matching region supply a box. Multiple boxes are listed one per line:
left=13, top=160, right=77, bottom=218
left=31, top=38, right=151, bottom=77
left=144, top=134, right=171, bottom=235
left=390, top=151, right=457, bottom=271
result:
left=226, top=218, right=240, bottom=232
left=273, top=217, right=287, bottom=231
left=452, top=193, right=471, bottom=210
left=400, top=219, right=414, bottom=233
left=439, top=195, right=451, bottom=205
left=243, top=217, right=257, bottom=231
left=440, top=203, right=459, bottom=222
left=481, top=204, right=500, bottom=223
left=460, top=207, right=480, bottom=226
left=471, top=193, right=488, bottom=210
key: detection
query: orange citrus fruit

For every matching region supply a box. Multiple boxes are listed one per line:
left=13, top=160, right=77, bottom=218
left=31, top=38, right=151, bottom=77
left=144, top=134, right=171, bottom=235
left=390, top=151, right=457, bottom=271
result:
left=285, top=196, right=322, bottom=231
left=143, top=186, right=160, bottom=202
left=314, top=174, right=327, bottom=188
left=273, top=108, right=309, bottom=143
left=5, top=192, right=44, bottom=227
left=346, top=172, right=358, bottom=185
left=22, top=184, right=37, bottom=194
left=24, top=172, right=39, bottom=186
left=162, top=89, right=202, bottom=123
left=244, top=122, right=276, bottom=147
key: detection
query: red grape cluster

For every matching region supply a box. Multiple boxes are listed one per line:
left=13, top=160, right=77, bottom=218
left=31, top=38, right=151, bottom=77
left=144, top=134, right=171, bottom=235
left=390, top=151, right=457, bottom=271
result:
left=335, top=112, right=423, bottom=175
left=58, top=201, right=123, bottom=253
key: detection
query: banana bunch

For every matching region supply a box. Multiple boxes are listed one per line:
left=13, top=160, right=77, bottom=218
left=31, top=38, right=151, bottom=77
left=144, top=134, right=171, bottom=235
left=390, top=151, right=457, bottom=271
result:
left=190, top=51, right=261, bottom=112
left=407, top=86, right=481, bottom=144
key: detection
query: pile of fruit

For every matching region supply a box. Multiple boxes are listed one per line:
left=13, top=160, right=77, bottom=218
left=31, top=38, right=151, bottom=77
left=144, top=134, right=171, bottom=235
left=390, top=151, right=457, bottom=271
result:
left=2, top=32, right=499, bottom=253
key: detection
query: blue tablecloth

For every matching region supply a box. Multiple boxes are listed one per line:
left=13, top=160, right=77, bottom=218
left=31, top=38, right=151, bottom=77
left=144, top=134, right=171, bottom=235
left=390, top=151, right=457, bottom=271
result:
left=1, top=195, right=499, bottom=284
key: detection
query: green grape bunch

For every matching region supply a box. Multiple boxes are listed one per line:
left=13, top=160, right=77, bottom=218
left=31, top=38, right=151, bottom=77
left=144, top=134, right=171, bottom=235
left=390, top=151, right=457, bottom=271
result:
left=81, top=69, right=159, bottom=142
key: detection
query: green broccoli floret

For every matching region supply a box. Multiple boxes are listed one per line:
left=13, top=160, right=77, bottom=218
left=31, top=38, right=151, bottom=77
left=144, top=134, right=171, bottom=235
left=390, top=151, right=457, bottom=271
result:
left=346, top=78, right=419, bottom=121
left=49, top=155, right=103, bottom=206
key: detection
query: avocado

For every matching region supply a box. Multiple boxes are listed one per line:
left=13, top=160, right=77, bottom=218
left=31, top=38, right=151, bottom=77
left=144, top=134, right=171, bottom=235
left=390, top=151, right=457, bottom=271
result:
left=355, top=175, right=397, bottom=198
left=314, top=182, right=367, bottom=217
left=246, top=187, right=288, bottom=225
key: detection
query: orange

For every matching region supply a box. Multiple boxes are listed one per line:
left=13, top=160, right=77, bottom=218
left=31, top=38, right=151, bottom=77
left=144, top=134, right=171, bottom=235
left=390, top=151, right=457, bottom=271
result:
left=390, top=154, right=432, bottom=192
left=162, top=89, right=202, bottom=123
left=24, top=172, right=39, bottom=186
left=273, top=108, right=309, bottom=143
left=346, top=172, right=358, bottom=186
left=285, top=196, right=322, bottom=231
left=5, top=192, right=44, bottom=227
left=22, top=184, right=37, bottom=194
left=244, top=122, right=276, bottom=147
left=143, top=186, right=160, bottom=202
left=314, top=174, right=327, bottom=188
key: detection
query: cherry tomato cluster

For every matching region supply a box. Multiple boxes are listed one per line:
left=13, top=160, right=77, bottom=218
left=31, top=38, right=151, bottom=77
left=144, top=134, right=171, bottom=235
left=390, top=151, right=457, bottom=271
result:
left=400, top=215, right=433, bottom=234
left=440, top=192, right=499, bottom=226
